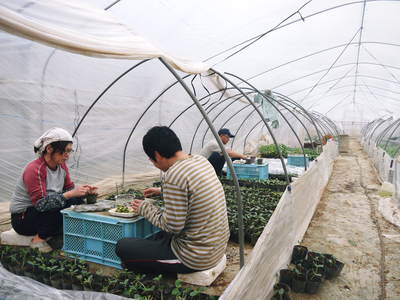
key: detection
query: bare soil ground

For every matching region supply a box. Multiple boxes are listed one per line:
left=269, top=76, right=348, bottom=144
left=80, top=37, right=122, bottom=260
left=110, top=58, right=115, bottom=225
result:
left=292, top=136, right=400, bottom=300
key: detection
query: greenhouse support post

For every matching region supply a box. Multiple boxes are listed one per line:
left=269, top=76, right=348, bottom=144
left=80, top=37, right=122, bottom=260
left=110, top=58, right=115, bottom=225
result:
left=159, top=58, right=246, bottom=268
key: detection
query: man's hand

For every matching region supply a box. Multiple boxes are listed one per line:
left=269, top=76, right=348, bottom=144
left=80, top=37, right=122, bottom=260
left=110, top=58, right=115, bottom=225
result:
left=130, top=199, right=143, bottom=213
left=143, top=187, right=161, bottom=198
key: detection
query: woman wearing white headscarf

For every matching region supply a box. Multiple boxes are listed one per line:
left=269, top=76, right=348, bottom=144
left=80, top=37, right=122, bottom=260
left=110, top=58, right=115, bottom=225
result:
left=10, top=127, right=97, bottom=252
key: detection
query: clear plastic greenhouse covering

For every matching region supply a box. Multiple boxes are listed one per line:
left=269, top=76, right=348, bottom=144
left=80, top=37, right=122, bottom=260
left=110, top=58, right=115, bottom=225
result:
left=0, top=263, right=129, bottom=300
left=1, top=0, right=400, bottom=199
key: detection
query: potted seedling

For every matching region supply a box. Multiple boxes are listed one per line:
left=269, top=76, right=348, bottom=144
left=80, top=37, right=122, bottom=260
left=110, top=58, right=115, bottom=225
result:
left=306, top=268, right=323, bottom=294
left=272, top=282, right=291, bottom=300
left=291, top=245, right=308, bottom=264
left=279, top=269, right=294, bottom=286
left=323, top=254, right=344, bottom=279
left=82, top=272, right=94, bottom=291
left=62, top=268, right=73, bottom=290
left=304, top=251, right=325, bottom=269
left=72, top=273, right=83, bottom=291
left=49, top=265, right=63, bottom=289
left=291, top=264, right=306, bottom=293
left=86, top=193, right=97, bottom=204
left=24, top=260, right=36, bottom=279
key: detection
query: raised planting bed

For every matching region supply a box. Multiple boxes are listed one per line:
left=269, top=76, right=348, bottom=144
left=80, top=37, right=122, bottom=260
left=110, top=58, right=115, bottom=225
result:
left=287, top=147, right=320, bottom=161
left=223, top=185, right=283, bottom=245
left=219, top=177, right=288, bottom=192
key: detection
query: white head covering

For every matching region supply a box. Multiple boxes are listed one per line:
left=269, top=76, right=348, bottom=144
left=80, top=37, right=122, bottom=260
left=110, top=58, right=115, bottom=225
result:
left=34, top=127, right=73, bottom=156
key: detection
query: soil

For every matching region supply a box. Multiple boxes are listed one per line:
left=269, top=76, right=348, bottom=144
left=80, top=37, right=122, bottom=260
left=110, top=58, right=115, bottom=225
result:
left=291, top=136, right=400, bottom=299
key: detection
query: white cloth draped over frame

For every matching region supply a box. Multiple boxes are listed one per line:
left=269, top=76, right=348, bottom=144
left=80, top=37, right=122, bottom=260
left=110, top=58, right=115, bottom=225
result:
left=0, top=0, right=209, bottom=74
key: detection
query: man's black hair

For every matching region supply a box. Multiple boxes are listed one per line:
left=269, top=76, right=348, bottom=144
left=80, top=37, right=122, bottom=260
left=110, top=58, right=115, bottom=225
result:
left=142, top=126, right=182, bottom=161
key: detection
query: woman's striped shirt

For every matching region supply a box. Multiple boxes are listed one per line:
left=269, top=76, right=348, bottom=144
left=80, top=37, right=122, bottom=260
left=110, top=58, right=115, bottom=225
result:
left=139, top=155, right=229, bottom=270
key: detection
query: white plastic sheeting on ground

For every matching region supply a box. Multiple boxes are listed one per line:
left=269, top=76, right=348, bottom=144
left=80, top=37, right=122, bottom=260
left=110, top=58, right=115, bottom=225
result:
left=0, top=264, right=128, bottom=300
left=361, top=136, right=400, bottom=212
left=0, top=0, right=209, bottom=74
left=264, top=158, right=310, bottom=177
left=396, top=160, right=400, bottom=204
left=220, top=140, right=339, bottom=299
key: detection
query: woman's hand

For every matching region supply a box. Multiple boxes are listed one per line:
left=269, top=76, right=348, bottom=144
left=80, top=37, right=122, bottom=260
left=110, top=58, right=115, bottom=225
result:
left=143, top=187, right=161, bottom=198
left=83, top=185, right=98, bottom=195
left=63, top=185, right=90, bottom=199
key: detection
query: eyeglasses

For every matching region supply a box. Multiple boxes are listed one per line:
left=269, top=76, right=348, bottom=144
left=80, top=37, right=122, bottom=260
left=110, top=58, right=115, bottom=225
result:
left=63, top=149, right=75, bottom=155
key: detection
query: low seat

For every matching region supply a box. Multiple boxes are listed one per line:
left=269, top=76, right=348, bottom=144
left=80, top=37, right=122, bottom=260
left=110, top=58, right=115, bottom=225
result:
left=0, top=228, right=34, bottom=246
left=178, top=254, right=226, bottom=286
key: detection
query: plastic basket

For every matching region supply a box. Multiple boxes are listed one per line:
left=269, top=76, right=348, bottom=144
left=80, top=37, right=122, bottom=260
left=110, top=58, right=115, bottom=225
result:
left=226, top=163, right=269, bottom=180
left=62, top=209, right=160, bottom=269
left=287, top=154, right=309, bottom=167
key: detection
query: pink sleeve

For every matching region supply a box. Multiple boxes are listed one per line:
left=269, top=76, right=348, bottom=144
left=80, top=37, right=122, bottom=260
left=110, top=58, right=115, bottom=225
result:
left=23, top=161, right=47, bottom=205
left=61, top=163, right=74, bottom=191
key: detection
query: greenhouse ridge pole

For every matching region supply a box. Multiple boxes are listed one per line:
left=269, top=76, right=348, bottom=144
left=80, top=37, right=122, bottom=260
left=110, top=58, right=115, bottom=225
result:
left=122, top=74, right=193, bottom=186
left=158, top=58, right=246, bottom=268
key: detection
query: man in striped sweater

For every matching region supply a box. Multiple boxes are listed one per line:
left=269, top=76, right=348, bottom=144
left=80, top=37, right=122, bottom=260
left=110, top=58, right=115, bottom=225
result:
left=116, top=126, right=229, bottom=273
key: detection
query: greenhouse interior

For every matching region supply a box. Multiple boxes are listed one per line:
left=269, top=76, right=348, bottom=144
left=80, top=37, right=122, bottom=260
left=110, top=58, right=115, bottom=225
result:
left=0, top=0, right=399, bottom=299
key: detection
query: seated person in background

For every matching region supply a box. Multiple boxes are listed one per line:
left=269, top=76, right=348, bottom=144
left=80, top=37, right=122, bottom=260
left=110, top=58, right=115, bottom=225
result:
left=9, top=127, right=97, bottom=253
left=116, top=126, right=229, bottom=274
left=200, top=128, right=246, bottom=176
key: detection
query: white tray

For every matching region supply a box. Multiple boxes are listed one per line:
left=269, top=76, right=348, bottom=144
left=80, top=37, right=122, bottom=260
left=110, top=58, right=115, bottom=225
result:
left=108, top=208, right=138, bottom=218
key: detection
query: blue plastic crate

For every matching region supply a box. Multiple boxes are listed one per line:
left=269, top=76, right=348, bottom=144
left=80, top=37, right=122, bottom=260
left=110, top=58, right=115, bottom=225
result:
left=287, top=154, right=309, bottom=167
left=62, top=209, right=160, bottom=269
left=226, top=163, right=269, bottom=180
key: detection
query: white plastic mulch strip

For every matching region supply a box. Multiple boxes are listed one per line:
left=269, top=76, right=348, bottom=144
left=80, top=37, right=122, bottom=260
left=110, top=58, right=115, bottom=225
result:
left=0, top=264, right=129, bottom=300
left=220, top=140, right=339, bottom=299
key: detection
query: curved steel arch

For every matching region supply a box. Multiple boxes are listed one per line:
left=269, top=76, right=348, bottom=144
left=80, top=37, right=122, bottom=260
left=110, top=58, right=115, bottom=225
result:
left=368, top=118, right=393, bottom=144
left=273, top=92, right=324, bottom=146
left=242, top=121, right=265, bottom=153
left=121, top=73, right=194, bottom=185
left=199, top=85, right=316, bottom=163
left=224, top=73, right=310, bottom=170
left=376, top=119, right=400, bottom=147
left=383, top=119, right=400, bottom=153
left=72, top=59, right=150, bottom=137
left=213, top=70, right=291, bottom=185
left=230, top=91, right=316, bottom=154
left=191, top=92, right=251, bottom=154
left=158, top=58, right=246, bottom=268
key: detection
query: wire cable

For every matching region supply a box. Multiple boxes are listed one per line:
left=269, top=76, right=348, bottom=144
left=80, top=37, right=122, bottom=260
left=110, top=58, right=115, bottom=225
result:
left=206, top=0, right=312, bottom=65
left=299, top=28, right=361, bottom=104
left=352, top=0, right=368, bottom=105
